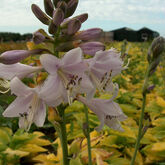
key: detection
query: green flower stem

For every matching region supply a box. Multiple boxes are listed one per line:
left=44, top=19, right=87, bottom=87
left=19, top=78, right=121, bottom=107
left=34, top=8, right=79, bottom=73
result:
left=54, top=27, right=61, bottom=57
left=58, top=105, right=69, bottom=165
left=83, top=105, right=92, bottom=165
left=53, top=27, right=69, bottom=164
left=130, top=66, right=150, bottom=165
left=130, top=93, right=146, bottom=165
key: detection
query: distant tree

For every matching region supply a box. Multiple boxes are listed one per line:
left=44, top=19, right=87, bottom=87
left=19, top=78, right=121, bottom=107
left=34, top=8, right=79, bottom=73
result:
left=0, top=32, right=32, bottom=42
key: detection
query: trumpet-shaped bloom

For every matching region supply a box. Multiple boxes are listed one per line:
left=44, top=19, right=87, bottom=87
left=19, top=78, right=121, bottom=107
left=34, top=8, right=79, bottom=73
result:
left=86, top=48, right=124, bottom=93
left=0, top=63, right=42, bottom=80
left=0, top=49, right=43, bottom=64
left=77, top=84, right=127, bottom=131
left=3, top=77, right=47, bottom=131
left=40, top=47, right=94, bottom=105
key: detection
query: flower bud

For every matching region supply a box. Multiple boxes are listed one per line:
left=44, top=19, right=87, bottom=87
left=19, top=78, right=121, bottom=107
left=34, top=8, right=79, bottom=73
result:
left=0, top=49, right=43, bottom=64
left=67, top=19, right=81, bottom=35
left=65, top=0, right=78, bottom=18
left=44, top=0, right=54, bottom=17
left=148, top=36, right=165, bottom=61
left=48, top=21, right=58, bottom=34
left=73, top=13, right=88, bottom=23
left=52, top=8, right=64, bottom=26
left=74, top=28, right=103, bottom=41
left=79, top=42, right=105, bottom=56
left=57, top=1, right=67, bottom=14
left=31, top=4, right=50, bottom=25
left=55, top=40, right=81, bottom=51
left=147, top=36, right=165, bottom=75
left=61, top=18, right=81, bottom=35
left=33, top=32, right=45, bottom=44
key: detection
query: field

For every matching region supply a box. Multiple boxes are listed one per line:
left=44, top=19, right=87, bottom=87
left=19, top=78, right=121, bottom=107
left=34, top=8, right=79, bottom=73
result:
left=0, top=41, right=165, bottom=165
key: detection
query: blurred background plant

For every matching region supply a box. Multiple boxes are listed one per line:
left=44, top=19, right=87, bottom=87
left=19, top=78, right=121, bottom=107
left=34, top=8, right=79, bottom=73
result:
left=0, top=40, right=165, bottom=164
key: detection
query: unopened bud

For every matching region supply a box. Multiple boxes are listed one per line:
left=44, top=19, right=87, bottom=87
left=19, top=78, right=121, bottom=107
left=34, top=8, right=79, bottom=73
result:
left=148, top=36, right=165, bottom=62
left=55, top=40, right=81, bottom=51
left=74, top=28, right=103, bottom=41
left=44, top=0, right=54, bottom=17
left=52, top=8, right=64, bottom=26
left=33, top=32, right=45, bottom=44
left=0, top=49, right=43, bottom=64
left=48, top=21, right=58, bottom=34
left=148, top=36, right=165, bottom=75
left=65, top=0, right=78, bottom=18
left=79, top=42, right=105, bottom=56
left=67, top=19, right=81, bottom=35
left=149, top=58, right=160, bottom=76
left=61, top=18, right=81, bottom=35
left=31, top=4, right=50, bottom=25
left=73, top=13, right=88, bottom=23
left=57, top=1, right=67, bottom=14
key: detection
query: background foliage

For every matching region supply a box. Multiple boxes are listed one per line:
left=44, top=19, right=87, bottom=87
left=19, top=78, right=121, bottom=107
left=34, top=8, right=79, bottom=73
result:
left=0, top=41, right=165, bottom=165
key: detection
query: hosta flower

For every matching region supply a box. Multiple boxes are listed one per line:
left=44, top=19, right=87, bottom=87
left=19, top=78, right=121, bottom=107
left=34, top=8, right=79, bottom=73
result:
left=3, top=77, right=47, bottom=131
left=0, top=63, right=42, bottom=80
left=77, top=84, right=127, bottom=131
left=86, top=48, right=124, bottom=93
left=40, top=47, right=94, bottom=105
left=0, top=49, right=43, bottom=64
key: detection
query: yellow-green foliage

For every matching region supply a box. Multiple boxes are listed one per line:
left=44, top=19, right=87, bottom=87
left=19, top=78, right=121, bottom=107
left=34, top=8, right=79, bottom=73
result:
left=0, top=42, right=26, bottom=54
left=1, top=41, right=165, bottom=165
left=0, top=128, right=51, bottom=165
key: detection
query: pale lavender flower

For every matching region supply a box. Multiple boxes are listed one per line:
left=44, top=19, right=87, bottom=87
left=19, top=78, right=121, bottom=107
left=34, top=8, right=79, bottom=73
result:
left=86, top=48, right=124, bottom=93
left=74, top=28, right=103, bottom=41
left=77, top=84, right=127, bottom=131
left=3, top=77, right=49, bottom=131
left=0, top=49, right=43, bottom=64
left=0, top=63, right=42, bottom=80
left=79, top=42, right=105, bottom=56
left=33, top=32, right=45, bottom=44
left=40, top=47, right=94, bottom=105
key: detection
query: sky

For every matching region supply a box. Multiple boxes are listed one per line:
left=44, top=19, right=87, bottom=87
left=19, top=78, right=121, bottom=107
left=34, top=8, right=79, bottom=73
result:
left=0, top=0, right=165, bottom=36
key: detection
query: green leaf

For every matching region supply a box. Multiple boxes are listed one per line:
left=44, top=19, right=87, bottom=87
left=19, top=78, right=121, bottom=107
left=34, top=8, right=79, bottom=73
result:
left=70, top=157, right=83, bottom=165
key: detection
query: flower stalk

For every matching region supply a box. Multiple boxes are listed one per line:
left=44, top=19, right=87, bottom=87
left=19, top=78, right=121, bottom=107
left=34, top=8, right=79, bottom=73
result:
left=52, top=26, right=69, bottom=165
left=131, top=37, right=165, bottom=164
left=130, top=65, right=149, bottom=165
left=83, top=105, right=92, bottom=165
left=57, top=105, right=69, bottom=165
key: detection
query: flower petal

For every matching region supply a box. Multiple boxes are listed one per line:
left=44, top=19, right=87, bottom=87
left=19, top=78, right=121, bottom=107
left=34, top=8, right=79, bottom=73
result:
left=40, top=54, right=61, bottom=74
left=3, top=94, right=33, bottom=117
left=95, top=113, right=105, bottom=132
left=105, top=118, right=124, bottom=132
left=62, top=47, right=83, bottom=65
left=39, top=74, right=64, bottom=106
left=79, top=74, right=95, bottom=99
left=62, top=61, right=87, bottom=75
left=10, top=77, right=32, bottom=96
left=0, top=63, right=42, bottom=80
left=33, top=100, right=46, bottom=127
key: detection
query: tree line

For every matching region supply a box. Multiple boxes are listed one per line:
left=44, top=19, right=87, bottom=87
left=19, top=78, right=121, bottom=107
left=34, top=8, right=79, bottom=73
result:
left=0, top=32, right=32, bottom=42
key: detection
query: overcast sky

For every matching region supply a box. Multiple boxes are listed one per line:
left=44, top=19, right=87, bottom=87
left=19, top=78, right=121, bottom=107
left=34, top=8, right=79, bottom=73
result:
left=0, top=0, right=165, bottom=36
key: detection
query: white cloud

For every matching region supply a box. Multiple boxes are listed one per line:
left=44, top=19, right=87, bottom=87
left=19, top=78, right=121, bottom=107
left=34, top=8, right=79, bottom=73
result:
left=75, top=0, right=165, bottom=24
left=0, top=0, right=164, bottom=34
